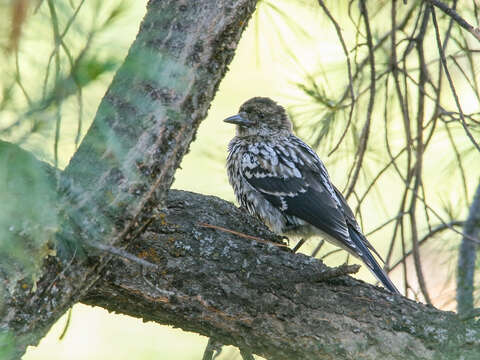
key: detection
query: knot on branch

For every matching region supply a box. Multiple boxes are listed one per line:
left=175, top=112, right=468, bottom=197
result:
left=315, top=263, right=360, bottom=281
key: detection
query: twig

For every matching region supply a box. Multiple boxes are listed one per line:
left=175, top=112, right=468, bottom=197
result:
left=425, top=0, right=480, bottom=42
left=345, top=0, right=375, bottom=199
left=292, top=238, right=306, bottom=253
left=58, top=308, right=72, bottom=340
left=365, top=212, right=407, bottom=237
left=357, top=147, right=407, bottom=207
left=431, top=7, right=480, bottom=153
left=311, top=239, right=325, bottom=257
left=408, top=5, right=431, bottom=305
left=86, top=240, right=158, bottom=268
left=197, top=222, right=289, bottom=248
left=316, top=0, right=356, bottom=156
left=389, top=221, right=464, bottom=272
left=444, top=122, right=469, bottom=203
left=320, top=248, right=342, bottom=260
left=336, top=3, right=416, bottom=105
left=47, top=0, right=62, bottom=169
left=128, top=217, right=155, bottom=242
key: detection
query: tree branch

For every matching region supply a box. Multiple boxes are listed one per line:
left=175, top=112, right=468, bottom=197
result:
left=80, top=189, right=480, bottom=360
left=424, top=0, right=480, bottom=42
left=3, top=138, right=480, bottom=359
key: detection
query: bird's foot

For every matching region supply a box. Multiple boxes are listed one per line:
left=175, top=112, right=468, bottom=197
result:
left=292, top=238, right=306, bottom=253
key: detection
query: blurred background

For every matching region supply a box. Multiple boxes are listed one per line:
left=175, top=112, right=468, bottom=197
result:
left=1, top=0, right=479, bottom=359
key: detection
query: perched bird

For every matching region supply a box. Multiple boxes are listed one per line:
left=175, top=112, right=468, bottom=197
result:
left=225, top=97, right=399, bottom=294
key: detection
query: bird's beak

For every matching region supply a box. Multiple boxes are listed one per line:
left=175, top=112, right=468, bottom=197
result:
left=224, top=114, right=254, bottom=126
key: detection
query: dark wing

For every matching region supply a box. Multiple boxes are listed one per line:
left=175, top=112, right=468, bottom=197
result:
left=332, top=185, right=385, bottom=262
left=248, top=172, right=351, bottom=242
left=241, top=137, right=355, bottom=252
left=241, top=138, right=399, bottom=294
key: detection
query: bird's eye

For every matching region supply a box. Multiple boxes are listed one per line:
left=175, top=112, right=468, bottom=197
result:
left=259, top=113, right=265, bottom=119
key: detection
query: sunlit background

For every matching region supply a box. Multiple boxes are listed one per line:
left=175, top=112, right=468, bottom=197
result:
left=1, top=0, right=478, bottom=359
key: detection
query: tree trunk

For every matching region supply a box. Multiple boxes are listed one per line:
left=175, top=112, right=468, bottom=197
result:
left=457, top=180, right=480, bottom=315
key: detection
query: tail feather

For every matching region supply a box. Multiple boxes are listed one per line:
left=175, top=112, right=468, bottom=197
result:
left=348, top=228, right=400, bottom=294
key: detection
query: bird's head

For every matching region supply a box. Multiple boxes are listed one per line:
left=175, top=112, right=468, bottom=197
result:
left=224, top=97, right=292, bottom=137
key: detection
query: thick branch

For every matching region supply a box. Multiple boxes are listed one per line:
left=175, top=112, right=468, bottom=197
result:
left=3, top=139, right=480, bottom=359
left=82, top=190, right=480, bottom=360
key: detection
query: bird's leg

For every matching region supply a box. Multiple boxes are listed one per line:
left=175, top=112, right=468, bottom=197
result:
left=292, top=238, right=306, bottom=253
left=311, top=239, right=325, bottom=257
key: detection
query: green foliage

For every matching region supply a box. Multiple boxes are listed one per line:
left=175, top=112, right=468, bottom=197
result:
left=0, top=0, right=129, bottom=166
left=289, top=0, right=480, bottom=304
left=72, top=56, right=117, bottom=89
left=0, top=330, right=15, bottom=360
left=0, top=140, right=57, bottom=290
left=0, top=0, right=133, bottom=281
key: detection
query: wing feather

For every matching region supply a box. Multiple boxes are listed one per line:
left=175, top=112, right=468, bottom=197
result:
left=238, top=137, right=398, bottom=294
left=242, top=139, right=355, bottom=250
left=332, top=185, right=385, bottom=262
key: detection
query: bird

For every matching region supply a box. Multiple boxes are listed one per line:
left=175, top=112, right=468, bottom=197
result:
left=224, top=97, right=399, bottom=294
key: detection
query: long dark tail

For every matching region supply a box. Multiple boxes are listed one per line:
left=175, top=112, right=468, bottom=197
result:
left=348, top=228, right=400, bottom=294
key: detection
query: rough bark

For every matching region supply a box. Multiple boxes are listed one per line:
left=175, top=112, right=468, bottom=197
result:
left=0, top=1, right=257, bottom=358
left=81, top=189, right=480, bottom=360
